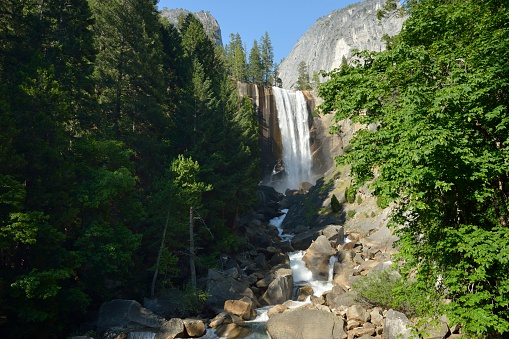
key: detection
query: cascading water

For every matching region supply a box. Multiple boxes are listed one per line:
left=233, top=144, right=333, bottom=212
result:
left=272, top=87, right=313, bottom=192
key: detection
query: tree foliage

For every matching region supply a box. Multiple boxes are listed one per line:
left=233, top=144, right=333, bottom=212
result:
left=0, top=2, right=262, bottom=337
left=319, top=0, right=509, bottom=335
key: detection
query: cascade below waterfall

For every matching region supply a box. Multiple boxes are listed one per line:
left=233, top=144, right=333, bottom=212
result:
left=272, top=87, right=313, bottom=192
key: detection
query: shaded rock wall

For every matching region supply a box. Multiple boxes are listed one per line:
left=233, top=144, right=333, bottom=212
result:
left=237, top=83, right=281, bottom=179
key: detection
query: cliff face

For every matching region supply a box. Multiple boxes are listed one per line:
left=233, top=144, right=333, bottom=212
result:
left=277, top=0, right=405, bottom=89
left=160, top=9, right=223, bottom=46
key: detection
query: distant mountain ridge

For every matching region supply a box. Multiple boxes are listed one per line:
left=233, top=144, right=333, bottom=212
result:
left=278, top=0, right=405, bottom=89
left=160, top=8, right=223, bottom=46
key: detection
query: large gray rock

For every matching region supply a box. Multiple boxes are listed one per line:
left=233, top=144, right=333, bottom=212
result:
left=260, top=268, right=294, bottom=306
left=206, top=269, right=256, bottom=312
left=155, top=318, right=185, bottom=339
left=266, top=308, right=346, bottom=339
left=97, top=299, right=165, bottom=333
left=383, top=310, right=417, bottom=339
left=278, top=0, right=405, bottom=89
left=160, top=9, right=222, bottom=46
left=303, top=235, right=336, bottom=280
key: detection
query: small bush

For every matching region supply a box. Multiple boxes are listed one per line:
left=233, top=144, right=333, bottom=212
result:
left=356, top=195, right=363, bottom=204
left=345, top=186, right=356, bottom=203
left=331, top=194, right=342, bottom=213
left=347, top=210, right=356, bottom=219
left=376, top=195, right=391, bottom=209
left=352, top=269, right=404, bottom=309
left=343, top=144, right=353, bottom=153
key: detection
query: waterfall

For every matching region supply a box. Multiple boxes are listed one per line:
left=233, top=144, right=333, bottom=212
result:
left=272, top=87, right=313, bottom=192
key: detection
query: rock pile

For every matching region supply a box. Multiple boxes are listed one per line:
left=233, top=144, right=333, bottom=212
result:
left=88, top=185, right=462, bottom=339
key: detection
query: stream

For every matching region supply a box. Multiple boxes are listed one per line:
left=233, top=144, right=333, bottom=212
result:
left=128, top=209, right=338, bottom=339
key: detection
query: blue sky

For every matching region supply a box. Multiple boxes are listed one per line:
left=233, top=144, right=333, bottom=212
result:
left=157, top=0, right=359, bottom=63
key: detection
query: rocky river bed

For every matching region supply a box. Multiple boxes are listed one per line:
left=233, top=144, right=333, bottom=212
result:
left=79, top=181, right=460, bottom=339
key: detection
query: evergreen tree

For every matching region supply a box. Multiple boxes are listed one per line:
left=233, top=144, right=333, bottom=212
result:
left=0, top=0, right=99, bottom=336
left=89, top=0, right=169, bottom=185
left=260, top=32, right=274, bottom=86
left=225, top=33, right=248, bottom=82
left=295, top=61, right=312, bottom=90
left=248, top=40, right=263, bottom=84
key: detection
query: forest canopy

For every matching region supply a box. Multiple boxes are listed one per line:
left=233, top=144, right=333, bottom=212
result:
left=0, top=0, right=261, bottom=337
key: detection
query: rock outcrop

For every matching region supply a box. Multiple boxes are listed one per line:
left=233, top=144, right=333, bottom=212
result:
left=160, top=9, right=222, bottom=46
left=277, top=0, right=405, bottom=89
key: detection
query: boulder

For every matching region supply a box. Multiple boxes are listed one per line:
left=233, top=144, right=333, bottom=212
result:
left=360, top=224, right=398, bottom=254
left=260, top=268, right=294, bottom=306
left=205, top=269, right=256, bottom=312
left=291, top=229, right=321, bottom=250
left=346, top=304, right=370, bottom=323
left=223, top=297, right=257, bottom=320
left=183, top=318, right=206, bottom=337
left=370, top=308, right=384, bottom=326
left=420, top=320, right=449, bottom=339
left=214, top=323, right=252, bottom=338
left=326, top=288, right=356, bottom=310
left=383, top=310, right=415, bottom=339
left=266, top=308, right=347, bottom=339
left=97, top=299, right=165, bottom=334
left=303, top=235, right=336, bottom=280
left=267, top=304, right=289, bottom=318
left=321, top=225, right=345, bottom=247
left=155, top=318, right=185, bottom=339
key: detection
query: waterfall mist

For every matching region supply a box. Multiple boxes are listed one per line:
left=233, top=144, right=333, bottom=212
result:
left=271, top=87, right=314, bottom=192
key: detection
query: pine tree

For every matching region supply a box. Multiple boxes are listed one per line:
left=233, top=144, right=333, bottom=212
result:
left=225, top=33, right=248, bottom=82
left=295, top=61, right=312, bottom=90
left=260, top=32, right=274, bottom=86
left=248, top=40, right=263, bottom=84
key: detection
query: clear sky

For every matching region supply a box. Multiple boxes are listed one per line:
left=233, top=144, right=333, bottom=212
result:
left=157, top=0, right=360, bottom=63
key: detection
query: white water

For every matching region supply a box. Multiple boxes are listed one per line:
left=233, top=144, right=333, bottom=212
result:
left=272, top=87, right=313, bottom=192
left=203, top=210, right=336, bottom=338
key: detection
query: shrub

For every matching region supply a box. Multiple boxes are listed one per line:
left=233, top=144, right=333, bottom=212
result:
left=352, top=269, right=405, bottom=310
left=331, top=194, right=342, bottom=213
left=345, top=186, right=356, bottom=203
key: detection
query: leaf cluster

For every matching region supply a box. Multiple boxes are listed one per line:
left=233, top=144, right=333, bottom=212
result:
left=319, top=0, right=509, bottom=335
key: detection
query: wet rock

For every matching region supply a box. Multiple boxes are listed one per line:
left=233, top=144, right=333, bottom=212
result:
left=297, top=285, right=314, bottom=302
left=267, top=304, right=289, bottom=318
left=155, top=318, right=185, bottom=339
left=267, top=308, right=346, bottom=339
left=214, top=323, right=252, bottom=338
left=260, top=268, right=294, bottom=306
left=303, top=235, right=336, bottom=280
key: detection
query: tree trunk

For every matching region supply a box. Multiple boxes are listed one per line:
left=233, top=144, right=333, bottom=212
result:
left=189, top=206, right=197, bottom=289
left=150, top=211, right=170, bottom=298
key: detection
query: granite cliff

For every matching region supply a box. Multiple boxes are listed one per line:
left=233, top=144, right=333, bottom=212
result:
left=277, top=0, right=405, bottom=89
left=160, top=8, right=223, bottom=46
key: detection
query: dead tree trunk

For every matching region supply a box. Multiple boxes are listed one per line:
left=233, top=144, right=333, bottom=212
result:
left=189, top=206, right=197, bottom=289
